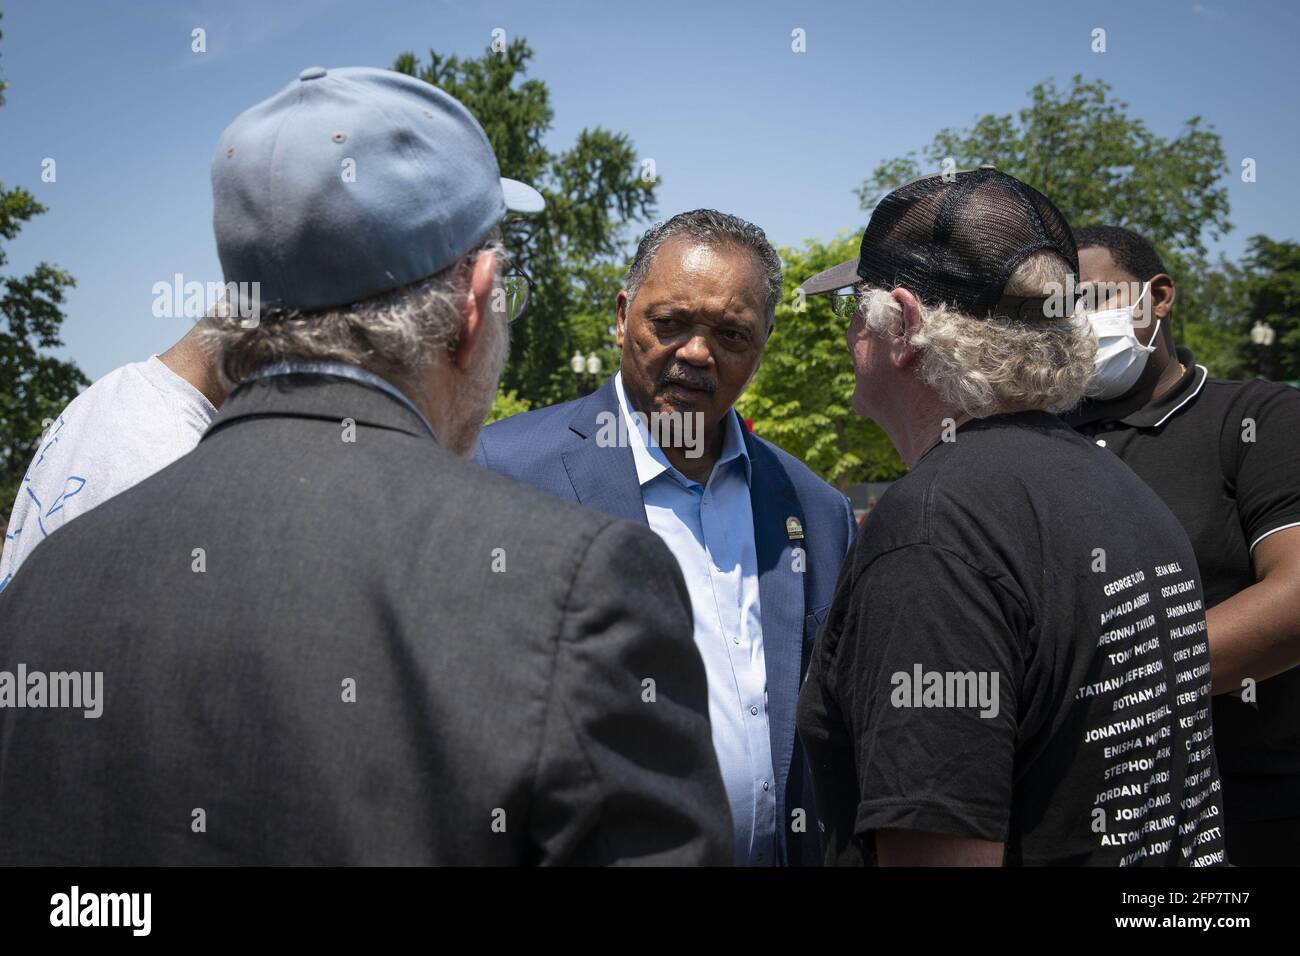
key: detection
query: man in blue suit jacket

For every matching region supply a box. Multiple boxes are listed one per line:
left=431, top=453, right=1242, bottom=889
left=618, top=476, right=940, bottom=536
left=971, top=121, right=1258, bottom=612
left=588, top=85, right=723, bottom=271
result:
left=477, top=210, right=855, bottom=865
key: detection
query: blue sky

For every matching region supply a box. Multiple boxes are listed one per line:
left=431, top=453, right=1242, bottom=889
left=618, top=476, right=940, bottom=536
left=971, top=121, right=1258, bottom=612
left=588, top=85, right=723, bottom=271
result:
left=1, top=0, right=1296, bottom=382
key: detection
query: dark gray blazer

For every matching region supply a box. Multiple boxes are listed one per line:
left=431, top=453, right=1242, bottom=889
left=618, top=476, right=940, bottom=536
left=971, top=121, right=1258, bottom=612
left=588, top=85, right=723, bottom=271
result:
left=0, top=373, right=732, bottom=865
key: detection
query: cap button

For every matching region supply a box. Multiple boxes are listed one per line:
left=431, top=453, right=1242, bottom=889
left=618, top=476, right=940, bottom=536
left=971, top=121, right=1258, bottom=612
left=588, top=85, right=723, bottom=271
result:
left=978, top=163, right=997, bottom=170
left=299, top=66, right=327, bottom=81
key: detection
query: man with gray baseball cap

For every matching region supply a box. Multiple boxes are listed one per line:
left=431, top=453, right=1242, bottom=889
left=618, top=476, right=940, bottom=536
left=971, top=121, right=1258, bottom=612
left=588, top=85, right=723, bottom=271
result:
left=0, top=67, right=731, bottom=865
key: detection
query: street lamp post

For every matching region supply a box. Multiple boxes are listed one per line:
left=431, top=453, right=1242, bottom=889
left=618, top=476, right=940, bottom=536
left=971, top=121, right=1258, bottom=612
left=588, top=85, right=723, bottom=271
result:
left=1250, top=321, right=1276, bottom=380
left=571, top=350, right=603, bottom=395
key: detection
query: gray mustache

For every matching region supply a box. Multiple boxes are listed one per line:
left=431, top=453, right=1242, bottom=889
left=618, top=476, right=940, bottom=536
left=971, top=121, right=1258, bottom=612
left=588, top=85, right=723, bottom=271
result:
left=661, top=369, right=716, bottom=393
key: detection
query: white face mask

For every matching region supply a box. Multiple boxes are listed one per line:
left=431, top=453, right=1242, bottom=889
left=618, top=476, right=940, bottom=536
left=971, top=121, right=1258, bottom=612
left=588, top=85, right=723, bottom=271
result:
left=1086, top=282, right=1158, bottom=400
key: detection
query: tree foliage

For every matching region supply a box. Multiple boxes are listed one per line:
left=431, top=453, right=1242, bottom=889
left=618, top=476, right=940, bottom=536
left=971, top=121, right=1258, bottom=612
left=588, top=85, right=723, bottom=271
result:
left=1236, top=236, right=1300, bottom=381
left=0, top=11, right=88, bottom=519
left=738, top=236, right=907, bottom=486
left=394, top=40, right=654, bottom=408
left=856, top=75, right=1231, bottom=265
left=744, top=73, right=1281, bottom=488
left=855, top=74, right=1245, bottom=389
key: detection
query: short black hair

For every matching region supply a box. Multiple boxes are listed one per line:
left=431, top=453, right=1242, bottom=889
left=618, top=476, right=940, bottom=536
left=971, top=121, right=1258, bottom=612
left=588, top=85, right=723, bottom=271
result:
left=1074, top=225, right=1167, bottom=282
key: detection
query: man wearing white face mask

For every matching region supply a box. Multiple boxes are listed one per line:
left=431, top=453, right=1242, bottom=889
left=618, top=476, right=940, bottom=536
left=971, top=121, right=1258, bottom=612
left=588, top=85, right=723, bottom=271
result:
left=1065, top=225, right=1300, bottom=866
left=1086, top=279, right=1161, bottom=400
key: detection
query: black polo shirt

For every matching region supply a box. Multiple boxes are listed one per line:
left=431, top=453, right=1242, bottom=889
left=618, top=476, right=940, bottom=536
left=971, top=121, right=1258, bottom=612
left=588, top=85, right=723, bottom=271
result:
left=1065, top=347, right=1300, bottom=822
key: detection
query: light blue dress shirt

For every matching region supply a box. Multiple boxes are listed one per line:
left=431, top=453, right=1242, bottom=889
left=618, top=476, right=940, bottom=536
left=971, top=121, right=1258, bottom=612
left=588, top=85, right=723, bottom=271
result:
left=614, top=372, right=776, bottom=866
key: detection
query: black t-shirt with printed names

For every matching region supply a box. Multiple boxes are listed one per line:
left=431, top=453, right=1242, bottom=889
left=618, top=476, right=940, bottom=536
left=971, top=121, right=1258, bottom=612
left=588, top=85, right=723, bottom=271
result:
left=797, top=411, right=1228, bottom=866
left=1066, top=349, right=1300, bottom=822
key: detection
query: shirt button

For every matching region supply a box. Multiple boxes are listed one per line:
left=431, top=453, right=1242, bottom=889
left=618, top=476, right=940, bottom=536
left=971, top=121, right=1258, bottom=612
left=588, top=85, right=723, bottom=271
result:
left=733, top=637, right=740, bottom=644
left=750, top=706, right=759, bottom=716
left=1096, top=439, right=1107, bottom=447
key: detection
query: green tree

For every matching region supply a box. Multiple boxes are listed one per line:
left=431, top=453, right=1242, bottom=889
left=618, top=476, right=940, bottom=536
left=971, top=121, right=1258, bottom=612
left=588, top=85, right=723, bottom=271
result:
left=1174, top=253, right=1250, bottom=379
left=0, top=11, right=88, bottom=522
left=1236, top=235, right=1300, bottom=382
left=485, top=387, right=532, bottom=424
left=856, top=75, right=1230, bottom=265
left=748, top=75, right=1245, bottom=487
left=858, top=75, right=1240, bottom=370
left=737, top=235, right=907, bottom=487
left=394, top=40, right=655, bottom=408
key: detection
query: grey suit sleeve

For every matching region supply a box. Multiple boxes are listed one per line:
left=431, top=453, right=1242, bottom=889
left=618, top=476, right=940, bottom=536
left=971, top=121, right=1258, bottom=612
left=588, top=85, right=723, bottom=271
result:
left=530, top=519, right=733, bottom=865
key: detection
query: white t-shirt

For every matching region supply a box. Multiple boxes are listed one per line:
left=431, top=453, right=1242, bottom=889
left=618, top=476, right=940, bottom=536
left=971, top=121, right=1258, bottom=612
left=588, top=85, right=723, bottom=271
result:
left=1, top=355, right=218, bottom=590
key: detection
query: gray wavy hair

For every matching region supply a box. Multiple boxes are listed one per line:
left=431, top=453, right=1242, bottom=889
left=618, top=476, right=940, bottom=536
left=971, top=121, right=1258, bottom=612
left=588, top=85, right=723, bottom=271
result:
left=626, top=209, right=782, bottom=327
left=857, top=252, right=1096, bottom=417
left=205, top=236, right=504, bottom=392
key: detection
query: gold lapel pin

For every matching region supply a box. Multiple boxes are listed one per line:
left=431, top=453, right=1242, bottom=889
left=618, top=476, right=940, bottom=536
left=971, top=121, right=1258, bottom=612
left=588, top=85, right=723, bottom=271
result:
left=785, top=516, right=804, bottom=540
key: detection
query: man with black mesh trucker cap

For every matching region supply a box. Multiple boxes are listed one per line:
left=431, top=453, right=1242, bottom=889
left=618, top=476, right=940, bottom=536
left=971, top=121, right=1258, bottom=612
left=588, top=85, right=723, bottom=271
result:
left=794, top=168, right=1228, bottom=866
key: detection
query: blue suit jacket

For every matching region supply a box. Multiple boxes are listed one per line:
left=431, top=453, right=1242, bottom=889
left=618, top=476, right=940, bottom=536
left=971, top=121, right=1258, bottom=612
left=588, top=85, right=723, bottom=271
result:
left=475, top=376, right=855, bottom=865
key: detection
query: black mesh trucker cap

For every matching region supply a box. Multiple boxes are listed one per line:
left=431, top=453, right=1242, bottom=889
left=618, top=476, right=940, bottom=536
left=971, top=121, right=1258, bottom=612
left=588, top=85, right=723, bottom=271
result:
left=800, top=166, right=1078, bottom=321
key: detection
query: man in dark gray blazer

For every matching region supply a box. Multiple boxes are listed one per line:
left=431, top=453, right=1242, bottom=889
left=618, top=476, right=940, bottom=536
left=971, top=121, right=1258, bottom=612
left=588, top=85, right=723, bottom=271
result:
left=0, top=67, right=730, bottom=866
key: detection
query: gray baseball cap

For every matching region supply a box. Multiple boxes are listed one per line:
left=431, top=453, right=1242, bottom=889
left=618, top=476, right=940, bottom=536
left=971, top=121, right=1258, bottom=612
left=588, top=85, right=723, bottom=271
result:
left=212, top=66, right=544, bottom=313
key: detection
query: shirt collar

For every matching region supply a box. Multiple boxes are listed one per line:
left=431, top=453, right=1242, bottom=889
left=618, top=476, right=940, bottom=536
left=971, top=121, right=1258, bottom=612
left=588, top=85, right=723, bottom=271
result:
left=1065, top=346, right=1208, bottom=430
left=245, top=360, right=438, bottom=441
left=613, top=371, right=751, bottom=488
